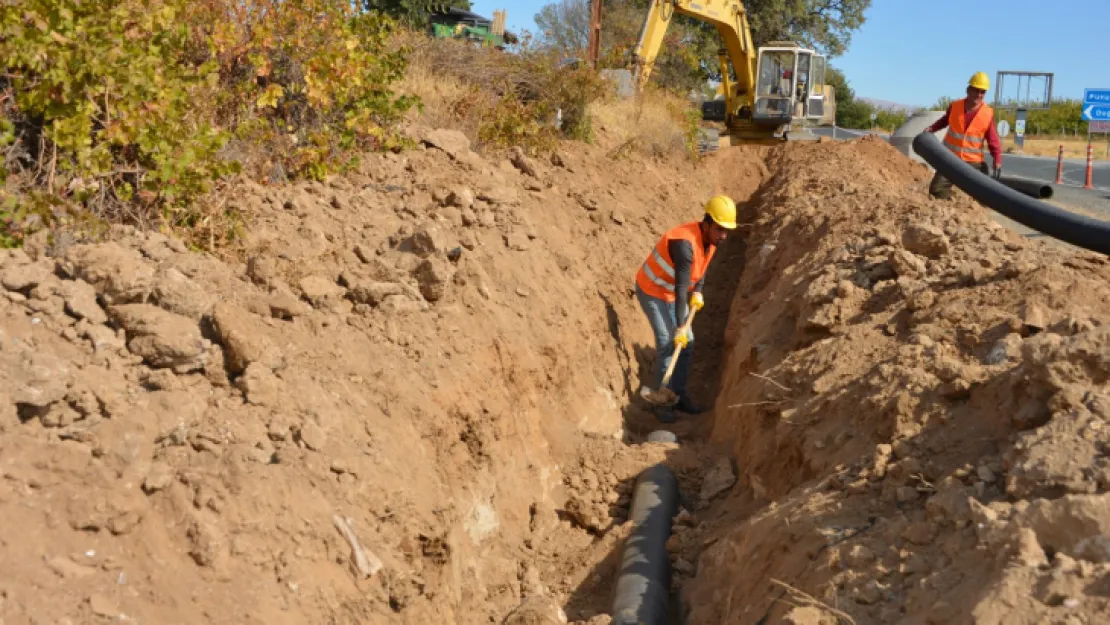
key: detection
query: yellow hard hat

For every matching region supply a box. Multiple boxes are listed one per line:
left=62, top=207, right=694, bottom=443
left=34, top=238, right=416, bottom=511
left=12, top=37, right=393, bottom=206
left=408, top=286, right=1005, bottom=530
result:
left=704, top=195, right=737, bottom=229
left=969, top=71, right=990, bottom=91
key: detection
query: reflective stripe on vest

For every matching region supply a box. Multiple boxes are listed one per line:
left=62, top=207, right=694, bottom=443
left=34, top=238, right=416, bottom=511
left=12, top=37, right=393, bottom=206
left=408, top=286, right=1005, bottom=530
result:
left=943, top=99, right=993, bottom=164
left=635, top=222, right=715, bottom=302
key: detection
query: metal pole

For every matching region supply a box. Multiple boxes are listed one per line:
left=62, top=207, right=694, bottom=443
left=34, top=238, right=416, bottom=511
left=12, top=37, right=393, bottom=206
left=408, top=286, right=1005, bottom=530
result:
left=1055, top=144, right=1064, bottom=184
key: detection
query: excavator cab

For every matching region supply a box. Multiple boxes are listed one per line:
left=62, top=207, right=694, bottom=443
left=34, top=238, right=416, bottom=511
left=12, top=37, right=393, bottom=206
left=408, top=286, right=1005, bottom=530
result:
left=753, top=44, right=828, bottom=128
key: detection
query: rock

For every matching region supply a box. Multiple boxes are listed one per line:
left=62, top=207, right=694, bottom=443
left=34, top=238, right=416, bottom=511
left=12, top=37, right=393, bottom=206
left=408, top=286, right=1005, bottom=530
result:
left=109, top=304, right=208, bottom=371
left=1, top=262, right=52, bottom=292
left=413, top=258, right=453, bottom=303
left=889, top=249, right=926, bottom=277
left=410, top=224, right=448, bottom=258
left=88, top=593, right=120, bottom=618
left=297, top=420, right=327, bottom=452
left=1021, top=301, right=1047, bottom=334
left=977, top=465, right=997, bottom=483
left=142, top=462, right=175, bottom=494
left=46, top=555, right=98, bottom=579
left=298, top=275, right=346, bottom=308
left=421, top=128, right=471, bottom=159
left=236, top=362, right=281, bottom=406
left=346, top=280, right=408, bottom=308
left=505, top=231, right=531, bottom=251
left=901, top=521, right=936, bottom=546
left=83, top=324, right=125, bottom=352
left=502, top=596, right=568, bottom=625
left=700, top=457, right=736, bottom=501
left=267, top=290, right=309, bottom=319
left=1019, top=494, right=1110, bottom=562
left=610, top=211, right=625, bottom=226
left=210, top=302, right=284, bottom=373
left=853, top=579, right=883, bottom=605
left=783, top=605, right=837, bottom=625
left=152, top=268, right=215, bottom=320
left=446, top=187, right=475, bottom=209
left=246, top=256, right=278, bottom=286
left=902, top=224, right=950, bottom=259
left=60, top=243, right=154, bottom=304
left=61, top=279, right=107, bottom=324
left=478, top=186, right=519, bottom=206
left=509, top=146, right=538, bottom=177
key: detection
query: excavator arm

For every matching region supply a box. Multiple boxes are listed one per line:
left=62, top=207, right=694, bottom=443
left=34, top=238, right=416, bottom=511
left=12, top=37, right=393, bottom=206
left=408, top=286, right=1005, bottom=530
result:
left=631, top=0, right=831, bottom=141
left=632, top=0, right=757, bottom=112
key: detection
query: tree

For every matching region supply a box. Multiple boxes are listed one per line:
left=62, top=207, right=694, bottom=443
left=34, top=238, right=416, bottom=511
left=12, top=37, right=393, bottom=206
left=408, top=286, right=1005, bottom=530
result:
left=362, top=0, right=472, bottom=29
left=744, top=0, right=871, bottom=56
left=826, top=65, right=873, bottom=129
left=534, top=0, right=590, bottom=54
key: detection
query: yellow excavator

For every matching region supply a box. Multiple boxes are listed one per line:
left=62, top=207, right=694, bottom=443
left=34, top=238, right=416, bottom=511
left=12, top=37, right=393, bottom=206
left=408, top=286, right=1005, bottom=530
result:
left=632, top=0, right=835, bottom=143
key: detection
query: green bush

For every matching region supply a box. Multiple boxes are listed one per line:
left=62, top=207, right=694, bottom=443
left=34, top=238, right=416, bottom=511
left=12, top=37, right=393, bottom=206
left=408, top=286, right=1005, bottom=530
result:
left=1, top=0, right=416, bottom=249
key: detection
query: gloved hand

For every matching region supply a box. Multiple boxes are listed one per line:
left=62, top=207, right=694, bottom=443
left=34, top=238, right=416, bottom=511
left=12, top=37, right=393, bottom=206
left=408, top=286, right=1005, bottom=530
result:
left=690, top=292, right=705, bottom=312
left=673, top=331, right=689, bottom=349
left=991, top=159, right=1002, bottom=180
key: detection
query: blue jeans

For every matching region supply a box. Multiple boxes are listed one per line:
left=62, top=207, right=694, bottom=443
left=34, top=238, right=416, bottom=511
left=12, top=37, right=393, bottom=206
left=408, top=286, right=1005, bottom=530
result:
left=635, top=284, right=693, bottom=398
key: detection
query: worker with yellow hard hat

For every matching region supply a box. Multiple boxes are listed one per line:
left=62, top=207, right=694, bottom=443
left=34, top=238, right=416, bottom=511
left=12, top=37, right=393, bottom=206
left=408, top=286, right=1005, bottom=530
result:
left=924, top=71, right=1003, bottom=199
left=634, top=194, right=736, bottom=421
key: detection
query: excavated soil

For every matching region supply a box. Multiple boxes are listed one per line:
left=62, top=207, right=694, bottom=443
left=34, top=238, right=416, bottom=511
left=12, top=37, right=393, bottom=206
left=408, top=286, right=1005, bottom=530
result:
left=676, top=136, right=1110, bottom=625
left=0, top=126, right=741, bottom=625
left=5, top=124, right=1110, bottom=625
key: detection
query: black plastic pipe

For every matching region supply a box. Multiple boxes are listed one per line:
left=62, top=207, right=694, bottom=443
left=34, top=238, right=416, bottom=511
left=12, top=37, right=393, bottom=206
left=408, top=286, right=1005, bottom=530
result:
left=913, top=132, right=1110, bottom=255
left=997, top=175, right=1054, bottom=199
left=611, top=463, right=679, bottom=625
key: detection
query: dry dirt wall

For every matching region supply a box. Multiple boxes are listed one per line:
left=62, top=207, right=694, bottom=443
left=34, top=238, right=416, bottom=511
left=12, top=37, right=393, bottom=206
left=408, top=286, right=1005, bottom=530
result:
left=682, top=136, right=1110, bottom=624
left=0, top=127, right=717, bottom=624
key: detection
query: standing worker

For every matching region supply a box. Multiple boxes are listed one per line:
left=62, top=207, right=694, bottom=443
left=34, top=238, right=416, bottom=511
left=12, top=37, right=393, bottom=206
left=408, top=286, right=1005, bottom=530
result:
left=635, top=195, right=736, bottom=422
left=925, top=71, right=1003, bottom=199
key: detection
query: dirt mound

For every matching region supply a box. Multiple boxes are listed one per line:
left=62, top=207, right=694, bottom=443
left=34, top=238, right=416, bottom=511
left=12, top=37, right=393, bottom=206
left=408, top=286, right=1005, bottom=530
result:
left=0, top=127, right=736, bottom=624
left=680, top=135, right=1110, bottom=624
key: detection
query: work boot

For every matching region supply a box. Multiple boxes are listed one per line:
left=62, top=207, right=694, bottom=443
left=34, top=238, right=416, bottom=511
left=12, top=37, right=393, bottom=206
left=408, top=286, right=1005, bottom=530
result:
left=653, top=406, right=677, bottom=424
left=674, top=395, right=706, bottom=414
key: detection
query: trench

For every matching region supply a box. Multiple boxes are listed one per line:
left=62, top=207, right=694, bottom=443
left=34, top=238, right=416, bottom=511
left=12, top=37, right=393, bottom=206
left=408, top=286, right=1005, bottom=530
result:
left=585, top=146, right=773, bottom=625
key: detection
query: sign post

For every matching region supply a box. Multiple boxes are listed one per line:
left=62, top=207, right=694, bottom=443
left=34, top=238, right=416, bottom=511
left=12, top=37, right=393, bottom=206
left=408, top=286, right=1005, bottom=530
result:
left=1083, top=89, right=1110, bottom=168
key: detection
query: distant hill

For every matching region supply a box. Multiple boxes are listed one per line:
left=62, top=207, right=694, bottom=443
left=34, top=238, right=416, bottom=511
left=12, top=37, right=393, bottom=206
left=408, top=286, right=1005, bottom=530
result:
left=859, top=97, right=923, bottom=113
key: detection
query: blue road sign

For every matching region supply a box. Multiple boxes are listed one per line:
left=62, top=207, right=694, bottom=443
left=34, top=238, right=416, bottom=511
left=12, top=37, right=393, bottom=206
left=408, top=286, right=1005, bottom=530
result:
left=1085, top=89, right=1110, bottom=104
left=1083, top=89, right=1110, bottom=120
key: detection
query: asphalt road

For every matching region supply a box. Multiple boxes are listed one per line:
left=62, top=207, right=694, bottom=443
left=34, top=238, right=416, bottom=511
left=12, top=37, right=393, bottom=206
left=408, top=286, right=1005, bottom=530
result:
left=1002, top=154, right=1110, bottom=192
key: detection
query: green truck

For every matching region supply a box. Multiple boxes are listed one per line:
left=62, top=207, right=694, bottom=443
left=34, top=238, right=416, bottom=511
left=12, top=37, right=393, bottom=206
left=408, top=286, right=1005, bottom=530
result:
left=428, top=7, right=516, bottom=48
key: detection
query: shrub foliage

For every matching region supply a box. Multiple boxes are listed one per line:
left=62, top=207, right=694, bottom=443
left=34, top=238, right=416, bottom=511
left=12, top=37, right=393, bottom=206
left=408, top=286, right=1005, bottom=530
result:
left=1, top=0, right=415, bottom=247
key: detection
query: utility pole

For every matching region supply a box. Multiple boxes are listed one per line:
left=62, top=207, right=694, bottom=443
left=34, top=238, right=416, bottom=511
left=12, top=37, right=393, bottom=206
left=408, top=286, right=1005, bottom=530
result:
left=587, top=0, right=602, bottom=68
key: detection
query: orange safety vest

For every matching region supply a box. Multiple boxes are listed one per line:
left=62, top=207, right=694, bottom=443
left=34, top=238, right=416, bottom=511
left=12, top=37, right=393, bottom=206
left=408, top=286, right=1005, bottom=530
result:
left=635, top=222, right=716, bottom=302
left=943, top=98, right=993, bottom=164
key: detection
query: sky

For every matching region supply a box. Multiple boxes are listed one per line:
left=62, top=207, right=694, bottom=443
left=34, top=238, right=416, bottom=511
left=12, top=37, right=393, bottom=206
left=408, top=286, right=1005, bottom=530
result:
left=470, top=0, right=1108, bottom=108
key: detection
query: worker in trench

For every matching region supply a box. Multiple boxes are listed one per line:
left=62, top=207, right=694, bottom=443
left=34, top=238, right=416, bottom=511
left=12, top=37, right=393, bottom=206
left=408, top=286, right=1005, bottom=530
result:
left=925, top=71, right=1003, bottom=199
left=634, top=195, right=737, bottom=422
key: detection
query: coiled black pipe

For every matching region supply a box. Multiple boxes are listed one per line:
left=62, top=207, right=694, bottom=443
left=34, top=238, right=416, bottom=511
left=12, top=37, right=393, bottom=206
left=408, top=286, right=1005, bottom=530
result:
left=997, top=175, right=1054, bottom=199
left=611, top=463, right=679, bottom=625
left=913, top=132, right=1110, bottom=255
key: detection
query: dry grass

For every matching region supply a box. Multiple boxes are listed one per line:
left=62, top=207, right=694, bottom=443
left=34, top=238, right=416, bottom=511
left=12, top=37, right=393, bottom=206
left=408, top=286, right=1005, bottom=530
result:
left=392, top=29, right=697, bottom=160
left=1004, top=135, right=1110, bottom=160
left=591, top=87, right=694, bottom=159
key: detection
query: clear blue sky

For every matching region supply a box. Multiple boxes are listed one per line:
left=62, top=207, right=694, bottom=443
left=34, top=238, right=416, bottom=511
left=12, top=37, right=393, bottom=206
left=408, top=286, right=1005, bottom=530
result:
left=471, top=0, right=1108, bottom=108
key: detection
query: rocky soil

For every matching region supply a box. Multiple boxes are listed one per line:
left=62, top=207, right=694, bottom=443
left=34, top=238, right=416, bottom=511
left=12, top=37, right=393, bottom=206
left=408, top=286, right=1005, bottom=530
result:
left=6, top=122, right=1109, bottom=625
left=678, top=136, right=1110, bottom=625
left=0, top=125, right=734, bottom=625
